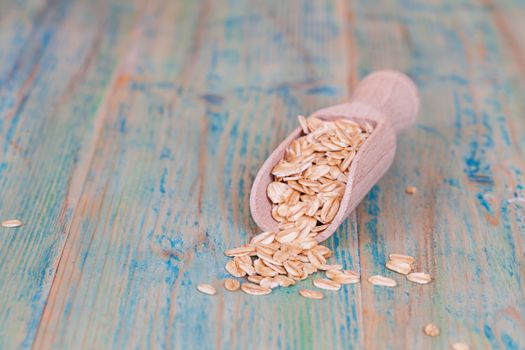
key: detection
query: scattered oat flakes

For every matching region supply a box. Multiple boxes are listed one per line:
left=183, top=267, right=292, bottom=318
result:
left=405, top=186, right=417, bottom=194
left=423, top=323, right=440, bottom=337
left=367, top=275, right=397, bottom=287
left=1, top=219, right=22, bottom=228
left=197, top=284, right=217, bottom=295
left=299, top=289, right=324, bottom=300
left=241, top=282, right=272, bottom=296
left=451, top=342, right=469, bottom=350
left=407, top=272, right=432, bottom=284
left=223, top=278, right=240, bottom=292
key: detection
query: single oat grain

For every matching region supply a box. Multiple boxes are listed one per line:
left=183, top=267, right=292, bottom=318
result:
left=223, top=278, right=240, bottom=292
left=329, top=270, right=360, bottom=284
left=313, top=278, right=341, bottom=291
left=241, top=283, right=272, bottom=296
left=1, top=219, right=22, bottom=228
left=368, top=275, right=397, bottom=287
left=451, top=342, right=469, bottom=350
left=299, top=289, right=324, bottom=300
left=389, top=253, right=415, bottom=265
left=197, top=284, right=217, bottom=295
left=405, top=186, right=417, bottom=194
left=423, top=323, right=440, bottom=337
left=407, top=272, right=432, bottom=284
left=386, top=259, right=413, bottom=275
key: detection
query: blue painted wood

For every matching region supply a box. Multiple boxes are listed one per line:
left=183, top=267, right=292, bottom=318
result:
left=0, top=0, right=523, bottom=349
left=0, top=0, right=140, bottom=348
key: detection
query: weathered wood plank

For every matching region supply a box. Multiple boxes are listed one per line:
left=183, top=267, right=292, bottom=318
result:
left=351, top=0, right=525, bottom=348
left=0, top=1, right=138, bottom=348
left=32, top=0, right=365, bottom=349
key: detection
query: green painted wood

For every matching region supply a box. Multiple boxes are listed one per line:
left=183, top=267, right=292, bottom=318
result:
left=0, top=0, right=524, bottom=349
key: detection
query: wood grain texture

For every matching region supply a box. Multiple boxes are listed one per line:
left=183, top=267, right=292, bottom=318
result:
left=0, top=0, right=137, bottom=348
left=0, top=0, right=523, bottom=349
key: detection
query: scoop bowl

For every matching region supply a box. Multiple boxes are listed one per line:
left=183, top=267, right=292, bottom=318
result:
left=250, top=70, right=420, bottom=242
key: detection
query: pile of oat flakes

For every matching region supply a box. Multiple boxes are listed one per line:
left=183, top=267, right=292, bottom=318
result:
left=221, top=115, right=370, bottom=296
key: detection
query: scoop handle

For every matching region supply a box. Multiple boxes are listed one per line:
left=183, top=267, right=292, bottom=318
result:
left=350, top=70, right=419, bottom=133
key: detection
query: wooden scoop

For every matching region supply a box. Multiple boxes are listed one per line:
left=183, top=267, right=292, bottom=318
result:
left=249, top=70, right=420, bottom=242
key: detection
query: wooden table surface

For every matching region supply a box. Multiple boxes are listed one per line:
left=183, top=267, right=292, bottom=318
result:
left=1, top=0, right=524, bottom=349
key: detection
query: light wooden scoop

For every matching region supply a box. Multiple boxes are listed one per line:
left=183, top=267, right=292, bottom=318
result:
left=249, top=70, right=420, bottom=242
